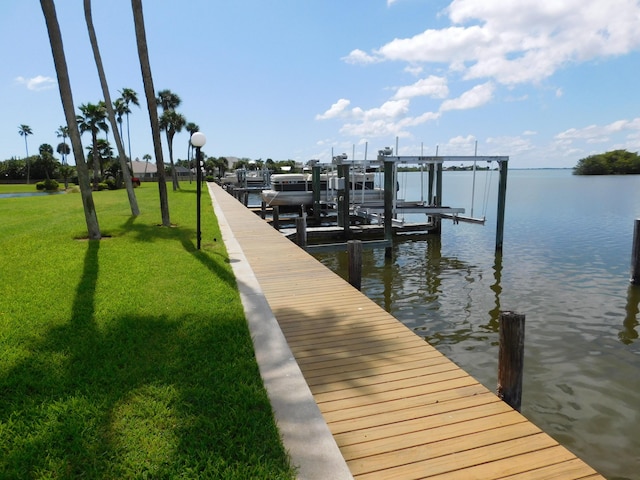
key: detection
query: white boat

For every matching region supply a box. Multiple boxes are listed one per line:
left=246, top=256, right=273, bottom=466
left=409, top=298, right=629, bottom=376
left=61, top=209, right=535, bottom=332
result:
left=220, top=168, right=270, bottom=188
left=261, top=173, right=313, bottom=206
left=261, top=171, right=385, bottom=207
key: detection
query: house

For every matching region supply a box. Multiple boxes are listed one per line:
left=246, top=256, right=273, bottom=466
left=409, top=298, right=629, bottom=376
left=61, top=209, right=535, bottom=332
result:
left=130, top=159, right=157, bottom=181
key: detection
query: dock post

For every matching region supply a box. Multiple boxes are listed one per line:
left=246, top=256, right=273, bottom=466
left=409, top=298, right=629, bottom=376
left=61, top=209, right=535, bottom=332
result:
left=384, top=160, right=394, bottom=258
left=312, top=165, right=321, bottom=224
left=433, top=162, right=443, bottom=234
left=337, top=165, right=345, bottom=228
left=631, top=218, right=640, bottom=285
left=348, top=240, right=363, bottom=290
left=341, top=164, right=350, bottom=239
left=495, top=159, right=508, bottom=253
left=272, top=206, right=280, bottom=230
left=428, top=163, right=435, bottom=205
left=497, top=311, right=525, bottom=412
left=296, top=216, right=307, bottom=248
left=261, top=201, right=266, bottom=219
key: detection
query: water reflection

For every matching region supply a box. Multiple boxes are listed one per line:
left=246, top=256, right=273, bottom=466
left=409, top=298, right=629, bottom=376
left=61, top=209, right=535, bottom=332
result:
left=488, top=253, right=503, bottom=332
left=620, top=284, right=640, bottom=344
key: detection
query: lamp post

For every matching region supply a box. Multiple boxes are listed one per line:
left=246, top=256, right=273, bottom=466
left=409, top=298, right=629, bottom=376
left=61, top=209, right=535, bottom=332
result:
left=190, top=132, right=206, bottom=249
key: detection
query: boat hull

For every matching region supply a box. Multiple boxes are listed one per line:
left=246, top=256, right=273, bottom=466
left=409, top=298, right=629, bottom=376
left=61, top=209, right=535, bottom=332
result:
left=261, top=190, right=313, bottom=206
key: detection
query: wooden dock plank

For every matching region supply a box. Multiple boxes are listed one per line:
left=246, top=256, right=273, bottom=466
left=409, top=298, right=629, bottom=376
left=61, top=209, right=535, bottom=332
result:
left=208, top=183, right=605, bottom=480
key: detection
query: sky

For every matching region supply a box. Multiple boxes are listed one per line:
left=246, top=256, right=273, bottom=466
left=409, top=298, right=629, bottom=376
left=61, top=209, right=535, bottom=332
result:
left=2, top=0, right=640, bottom=169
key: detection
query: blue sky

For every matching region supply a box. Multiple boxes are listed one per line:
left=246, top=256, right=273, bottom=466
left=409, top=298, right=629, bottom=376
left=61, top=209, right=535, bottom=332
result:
left=2, top=0, right=640, bottom=168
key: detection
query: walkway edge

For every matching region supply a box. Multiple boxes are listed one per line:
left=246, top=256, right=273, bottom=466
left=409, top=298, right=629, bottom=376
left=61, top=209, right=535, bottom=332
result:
left=208, top=183, right=353, bottom=480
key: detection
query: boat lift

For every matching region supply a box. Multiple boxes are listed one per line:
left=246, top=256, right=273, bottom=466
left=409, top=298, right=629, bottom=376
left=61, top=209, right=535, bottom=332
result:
left=372, top=148, right=509, bottom=253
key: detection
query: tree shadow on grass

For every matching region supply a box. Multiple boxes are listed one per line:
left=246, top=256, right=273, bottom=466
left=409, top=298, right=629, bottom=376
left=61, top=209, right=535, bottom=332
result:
left=119, top=216, right=238, bottom=291
left=0, top=239, right=291, bottom=478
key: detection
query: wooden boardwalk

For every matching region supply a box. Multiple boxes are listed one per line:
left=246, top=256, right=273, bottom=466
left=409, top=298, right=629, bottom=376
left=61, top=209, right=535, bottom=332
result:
left=208, top=183, right=604, bottom=480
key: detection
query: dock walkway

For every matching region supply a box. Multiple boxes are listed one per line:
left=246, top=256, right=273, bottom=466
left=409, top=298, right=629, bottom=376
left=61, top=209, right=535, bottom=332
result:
left=207, top=182, right=604, bottom=480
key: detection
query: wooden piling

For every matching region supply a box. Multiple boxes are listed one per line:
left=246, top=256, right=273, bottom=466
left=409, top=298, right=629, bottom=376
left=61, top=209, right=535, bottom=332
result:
left=348, top=240, right=363, bottom=290
left=631, top=218, right=640, bottom=285
left=497, top=311, right=525, bottom=412
left=272, top=206, right=279, bottom=230
left=384, top=160, right=394, bottom=259
left=296, top=216, right=307, bottom=248
left=312, top=165, right=321, bottom=224
left=261, top=201, right=266, bottom=219
left=495, top=159, right=508, bottom=253
left=341, top=165, right=350, bottom=239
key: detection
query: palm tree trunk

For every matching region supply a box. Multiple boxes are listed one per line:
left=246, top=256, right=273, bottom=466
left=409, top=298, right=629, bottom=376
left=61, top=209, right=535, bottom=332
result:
left=126, top=113, right=132, bottom=166
left=132, top=0, right=170, bottom=226
left=40, top=0, right=100, bottom=240
left=24, top=137, right=30, bottom=184
left=91, top=131, right=100, bottom=190
left=84, top=0, right=139, bottom=215
left=166, top=131, right=179, bottom=191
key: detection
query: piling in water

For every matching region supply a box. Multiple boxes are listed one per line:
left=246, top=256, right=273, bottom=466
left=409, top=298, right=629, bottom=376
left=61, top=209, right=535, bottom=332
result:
left=497, top=311, right=525, bottom=412
left=631, top=218, right=640, bottom=285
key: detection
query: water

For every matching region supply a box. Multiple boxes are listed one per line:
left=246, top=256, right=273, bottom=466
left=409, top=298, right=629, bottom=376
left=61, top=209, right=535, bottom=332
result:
left=0, top=191, right=65, bottom=199
left=313, top=169, right=640, bottom=480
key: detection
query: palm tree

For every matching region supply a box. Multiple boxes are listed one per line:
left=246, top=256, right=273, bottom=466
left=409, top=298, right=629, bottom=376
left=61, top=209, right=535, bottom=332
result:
left=39, top=0, right=100, bottom=239
left=143, top=153, right=151, bottom=178
left=119, top=87, right=139, bottom=163
left=156, top=89, right=181, bottom=112
left=86, top=138, right=113, bottom=176
left=185, top=121, right=199, bottom=183
left=38, top=143, right=56, bottom=180
left=156, top=89, right=183, bottom=190
left=55, top=125, right=69, bottom=164
left=84, top=0, right=139, bottom=215
left=18, top=124, right=33, bottom=183
left=132, top=0, right=170, bottom=226
left=57, top=142, right=71, bottom=164
left=113, top=98, right=127, bottom=143
left=77, top=101, right=108, bottom=190
left=159, top=109, right=186, bottom=190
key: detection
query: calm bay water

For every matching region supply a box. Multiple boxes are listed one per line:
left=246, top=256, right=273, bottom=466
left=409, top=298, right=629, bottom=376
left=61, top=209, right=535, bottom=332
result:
left=313, top=169, right=640, bottom=480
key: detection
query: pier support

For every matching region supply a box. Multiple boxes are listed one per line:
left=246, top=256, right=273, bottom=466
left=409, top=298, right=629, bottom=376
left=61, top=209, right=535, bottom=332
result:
left=272, top=206, right=280, bottom=231
left=312, top=165, right=321, bottom=224
left=384, top=160, right=394, bottom=259
left=497, top=311, right=525, bottom=412
left=348, top=240, right=363, bottom=290
left=631, top=218, right=640, bottom=285
left=296, top=216, right=307, bottom=248
left=495, top=160, right=508, bottom=253
left=433, top=163, right=443, bottom=235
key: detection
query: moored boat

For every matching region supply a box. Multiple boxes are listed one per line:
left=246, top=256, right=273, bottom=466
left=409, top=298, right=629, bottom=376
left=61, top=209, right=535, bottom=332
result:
left=261, top=171, right=385, bottom=207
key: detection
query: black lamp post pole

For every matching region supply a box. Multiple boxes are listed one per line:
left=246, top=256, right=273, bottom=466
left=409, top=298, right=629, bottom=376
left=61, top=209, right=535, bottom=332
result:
left=196, top=146, right=202, bottom=250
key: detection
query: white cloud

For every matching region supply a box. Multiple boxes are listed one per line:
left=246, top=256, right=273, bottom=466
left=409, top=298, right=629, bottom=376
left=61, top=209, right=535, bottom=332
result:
left=555, top=118, right=640, bottom=143
left=404, top=65, right=423, bottom=76
left=348, top=0, right=640, bottom=86
left=440, top=82, right=494, bottom=111
left=316, top=99, right=351, bottom=120
left=15, top=75, right=56, bottom=91
left=342, top=49, right=379, bottom=65
left=393, top=76, right=449, bottom=100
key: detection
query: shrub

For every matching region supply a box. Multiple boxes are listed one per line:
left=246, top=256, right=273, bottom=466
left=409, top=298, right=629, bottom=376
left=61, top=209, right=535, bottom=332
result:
left=43, top=179, right=59, bottom=191
left=97, top=182, right=109, bottom=191
left=105, top=178, right=118, bottom=190
left=36, top=181, right=46, bottom=190
left=205, top=175, right=215, bottom=182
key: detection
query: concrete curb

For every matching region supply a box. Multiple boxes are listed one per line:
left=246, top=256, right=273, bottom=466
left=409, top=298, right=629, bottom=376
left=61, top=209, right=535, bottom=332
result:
left=208, top=183, right=353, bottom=480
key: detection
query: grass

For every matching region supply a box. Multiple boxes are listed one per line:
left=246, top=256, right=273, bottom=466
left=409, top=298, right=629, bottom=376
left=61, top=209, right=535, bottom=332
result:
left=0, top=182, right=294, bottom=479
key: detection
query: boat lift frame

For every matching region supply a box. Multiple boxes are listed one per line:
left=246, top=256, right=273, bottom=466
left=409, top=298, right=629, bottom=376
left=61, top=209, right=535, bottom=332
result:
left=373, top=151, right=509, bottom=253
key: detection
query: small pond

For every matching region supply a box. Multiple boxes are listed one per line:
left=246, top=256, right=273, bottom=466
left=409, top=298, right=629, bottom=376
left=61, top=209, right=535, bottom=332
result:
left=0, top=191, right=66, bottom=199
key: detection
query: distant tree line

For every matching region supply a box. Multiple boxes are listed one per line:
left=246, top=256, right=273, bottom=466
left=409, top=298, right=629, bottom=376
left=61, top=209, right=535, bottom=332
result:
left=573, top=149, right=640, bottom=175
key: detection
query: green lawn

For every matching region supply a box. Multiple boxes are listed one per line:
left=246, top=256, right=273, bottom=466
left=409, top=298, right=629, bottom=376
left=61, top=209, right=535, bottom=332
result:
left=0, top=182, right=294, bottom=479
